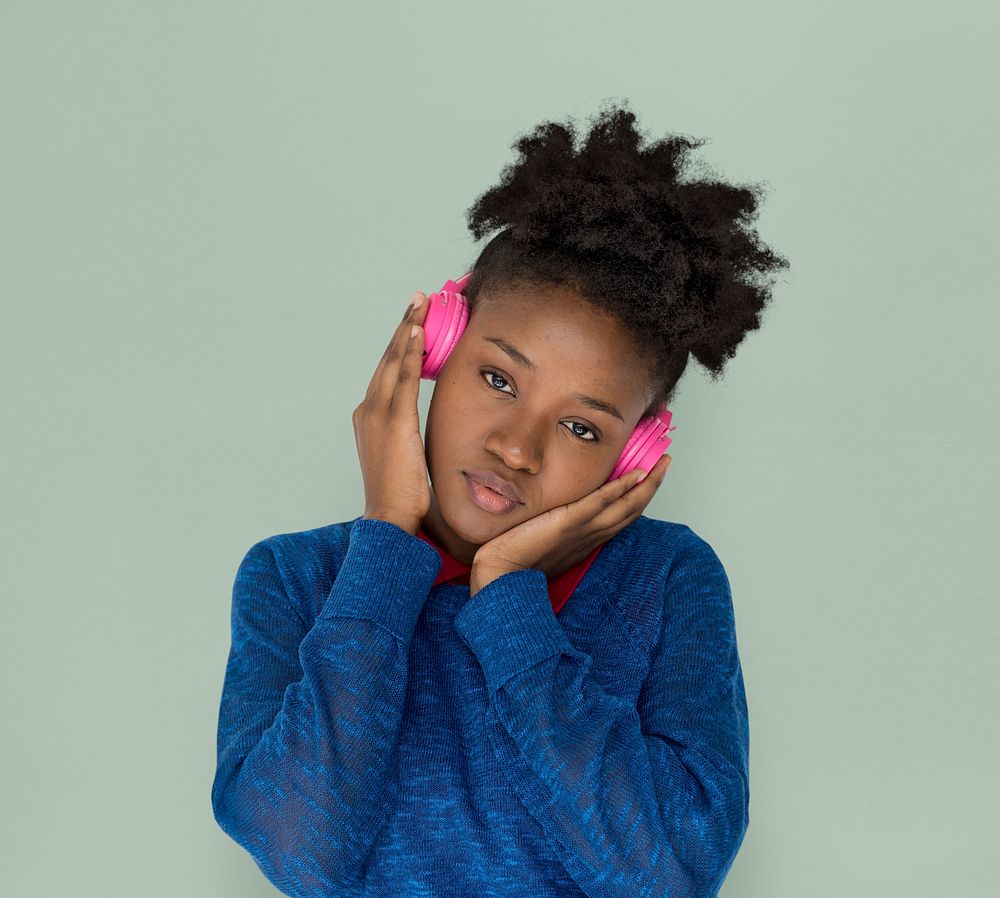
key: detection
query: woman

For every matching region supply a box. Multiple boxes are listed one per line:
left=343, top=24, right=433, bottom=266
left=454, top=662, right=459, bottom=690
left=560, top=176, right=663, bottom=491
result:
left=212, top=100, right=789, bottom=897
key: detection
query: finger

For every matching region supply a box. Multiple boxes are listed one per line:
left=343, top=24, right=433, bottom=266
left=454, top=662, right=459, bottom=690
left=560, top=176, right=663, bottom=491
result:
left=619, top=454, right=671, bottom=503
left=363, top=292, right=428, bottom=405
left=632, top=452, right=672, bottom=487
left=555, top=469, right=644, bottom=539
left=391, top=318, right=425, bottom=408
left=602, top=454, right=670, bottom=505
left=388, top=293, right=430, bottom=407
left=363, top=294, right=417, bottom=404
left=579, top=454, right=673, bottom=534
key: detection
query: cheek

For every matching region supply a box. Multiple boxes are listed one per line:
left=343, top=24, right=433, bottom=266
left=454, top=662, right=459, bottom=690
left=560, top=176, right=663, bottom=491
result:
left=429, top=372, right=484, bottom=429
left=566, top=465, right=609, bottom=500
left=425, top=380, right=471, bottom=454
left=565, top=445, right=625, bottom=499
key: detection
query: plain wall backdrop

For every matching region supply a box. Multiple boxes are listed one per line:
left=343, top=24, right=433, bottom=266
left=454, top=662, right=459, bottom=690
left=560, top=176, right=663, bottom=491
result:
left=2, top=1, right=996, bottom=895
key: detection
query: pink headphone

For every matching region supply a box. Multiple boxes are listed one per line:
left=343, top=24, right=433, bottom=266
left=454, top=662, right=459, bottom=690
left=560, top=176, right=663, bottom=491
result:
left=419, top=272, right=676, bottom=482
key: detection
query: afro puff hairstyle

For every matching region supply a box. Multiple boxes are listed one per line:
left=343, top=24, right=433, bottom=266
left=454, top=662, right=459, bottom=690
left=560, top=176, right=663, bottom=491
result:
left=459, top=99, right=790, bottom=418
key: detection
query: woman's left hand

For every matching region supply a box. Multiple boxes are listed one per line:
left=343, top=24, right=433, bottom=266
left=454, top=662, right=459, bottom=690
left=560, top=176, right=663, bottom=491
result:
left=470, top=453, right=672, bottom=594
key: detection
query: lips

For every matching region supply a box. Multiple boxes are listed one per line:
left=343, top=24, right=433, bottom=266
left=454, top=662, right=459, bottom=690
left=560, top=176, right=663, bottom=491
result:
left=464, top=469, right=525, bottom=504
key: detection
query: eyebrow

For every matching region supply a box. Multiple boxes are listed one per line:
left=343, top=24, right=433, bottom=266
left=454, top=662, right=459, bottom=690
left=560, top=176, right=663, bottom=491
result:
left=483, top=336, right=625, bottom=423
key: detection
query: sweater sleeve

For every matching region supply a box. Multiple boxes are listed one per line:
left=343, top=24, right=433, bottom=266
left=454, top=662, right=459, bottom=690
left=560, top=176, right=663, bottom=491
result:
left=452, top=532, right=749, bottom=898
left=211, top=517, right=442, bottom=897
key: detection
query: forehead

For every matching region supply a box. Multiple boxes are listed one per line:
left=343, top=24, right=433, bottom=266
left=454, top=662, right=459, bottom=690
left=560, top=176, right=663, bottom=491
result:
left=466, top=284, right=651, bottom=395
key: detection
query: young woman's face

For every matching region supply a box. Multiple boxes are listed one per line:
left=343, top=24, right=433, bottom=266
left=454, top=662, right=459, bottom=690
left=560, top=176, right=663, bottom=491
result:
left=421, top=282, right=655, bottom=565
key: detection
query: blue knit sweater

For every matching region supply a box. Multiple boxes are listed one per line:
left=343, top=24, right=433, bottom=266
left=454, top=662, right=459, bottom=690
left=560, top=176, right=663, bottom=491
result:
left=211, top=514, right=749, bottom=897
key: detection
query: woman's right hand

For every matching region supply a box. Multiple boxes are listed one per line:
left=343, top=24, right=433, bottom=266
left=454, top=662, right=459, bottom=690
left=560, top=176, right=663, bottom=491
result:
left=354, top=291, right=432, bottom=536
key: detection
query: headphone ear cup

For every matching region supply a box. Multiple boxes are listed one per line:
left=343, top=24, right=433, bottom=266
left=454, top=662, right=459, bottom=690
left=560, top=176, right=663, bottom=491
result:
left=607, top=405, right=676, bottom=482
left=421, top=272, right=472, bottom=380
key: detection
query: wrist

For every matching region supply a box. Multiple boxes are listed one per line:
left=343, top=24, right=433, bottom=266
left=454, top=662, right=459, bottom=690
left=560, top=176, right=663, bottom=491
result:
left=469, top=566, right=491, bottom=597
left=469, top=560, right=514, bottom=596
left=362, top=511, right=419, bottom=537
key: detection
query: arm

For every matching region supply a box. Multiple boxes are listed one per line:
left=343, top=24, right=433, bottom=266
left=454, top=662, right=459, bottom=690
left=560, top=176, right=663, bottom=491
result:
left=211, top=517, right=442, bottom=897
left=453, top=533, right=749, bottom=898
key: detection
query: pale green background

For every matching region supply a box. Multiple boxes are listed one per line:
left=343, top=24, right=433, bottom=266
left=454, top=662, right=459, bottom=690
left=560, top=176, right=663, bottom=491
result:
left=2, top=1, right=996, bottom=895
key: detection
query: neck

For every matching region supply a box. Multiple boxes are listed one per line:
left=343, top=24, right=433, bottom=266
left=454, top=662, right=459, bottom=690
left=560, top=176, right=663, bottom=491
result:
left=419, top=495, right=479, bottom=566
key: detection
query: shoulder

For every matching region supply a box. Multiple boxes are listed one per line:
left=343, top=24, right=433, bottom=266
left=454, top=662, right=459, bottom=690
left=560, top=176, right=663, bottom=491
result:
left=631, top=516, right=737, bottom=650
left=239, top=516, right=362, bottom=623
left=624, top=515, right=728, bottom=584
left=607, top=515, right=732, bottom=647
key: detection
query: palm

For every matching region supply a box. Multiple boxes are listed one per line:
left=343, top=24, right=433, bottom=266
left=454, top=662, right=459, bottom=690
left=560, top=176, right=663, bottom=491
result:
left=475, top=503, right=579, bottom=579
left=471, top=454, right=671, bottom=591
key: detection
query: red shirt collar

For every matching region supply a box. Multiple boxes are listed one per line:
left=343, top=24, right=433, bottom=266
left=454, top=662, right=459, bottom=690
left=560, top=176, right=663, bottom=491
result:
left=415, top=527, right=604, bottom=615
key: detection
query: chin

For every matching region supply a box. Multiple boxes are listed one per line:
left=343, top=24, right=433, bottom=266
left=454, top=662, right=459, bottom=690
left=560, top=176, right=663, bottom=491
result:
left=446, top=486, right=524, bottom=542
left=447, top=503, right=513, bottom=543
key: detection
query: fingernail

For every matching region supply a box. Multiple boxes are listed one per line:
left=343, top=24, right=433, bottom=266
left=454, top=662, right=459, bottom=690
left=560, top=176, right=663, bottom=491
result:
left=636, top=469, right=648, bottom=483
left=410, top=291, right=424, bottom=309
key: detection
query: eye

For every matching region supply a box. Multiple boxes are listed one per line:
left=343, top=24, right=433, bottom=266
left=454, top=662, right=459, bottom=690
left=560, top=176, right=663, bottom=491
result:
left=563, top=421, right=598, bottom=442
left=481, top=369, right=514, bottom=395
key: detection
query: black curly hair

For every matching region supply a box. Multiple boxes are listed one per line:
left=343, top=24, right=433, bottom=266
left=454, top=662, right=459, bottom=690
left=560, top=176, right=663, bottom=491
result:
left=459, top=99, right=790, bottom=418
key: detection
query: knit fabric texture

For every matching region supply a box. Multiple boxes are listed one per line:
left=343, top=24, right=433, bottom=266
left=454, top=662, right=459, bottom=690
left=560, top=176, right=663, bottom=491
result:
left=211, top=514, right=750, bottom=897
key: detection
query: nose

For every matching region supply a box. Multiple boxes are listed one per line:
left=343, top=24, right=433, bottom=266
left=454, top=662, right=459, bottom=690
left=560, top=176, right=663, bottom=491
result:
left=483, top=413, right=544, bottom=475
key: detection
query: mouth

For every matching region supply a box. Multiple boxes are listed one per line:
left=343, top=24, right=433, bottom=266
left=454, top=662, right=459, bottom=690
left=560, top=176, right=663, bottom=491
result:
left=462, top=471, right=522, bottom=516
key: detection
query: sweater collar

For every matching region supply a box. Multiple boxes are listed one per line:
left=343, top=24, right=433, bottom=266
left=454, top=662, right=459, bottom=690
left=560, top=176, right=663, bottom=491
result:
left=415, top=526, right=605, bottom=615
